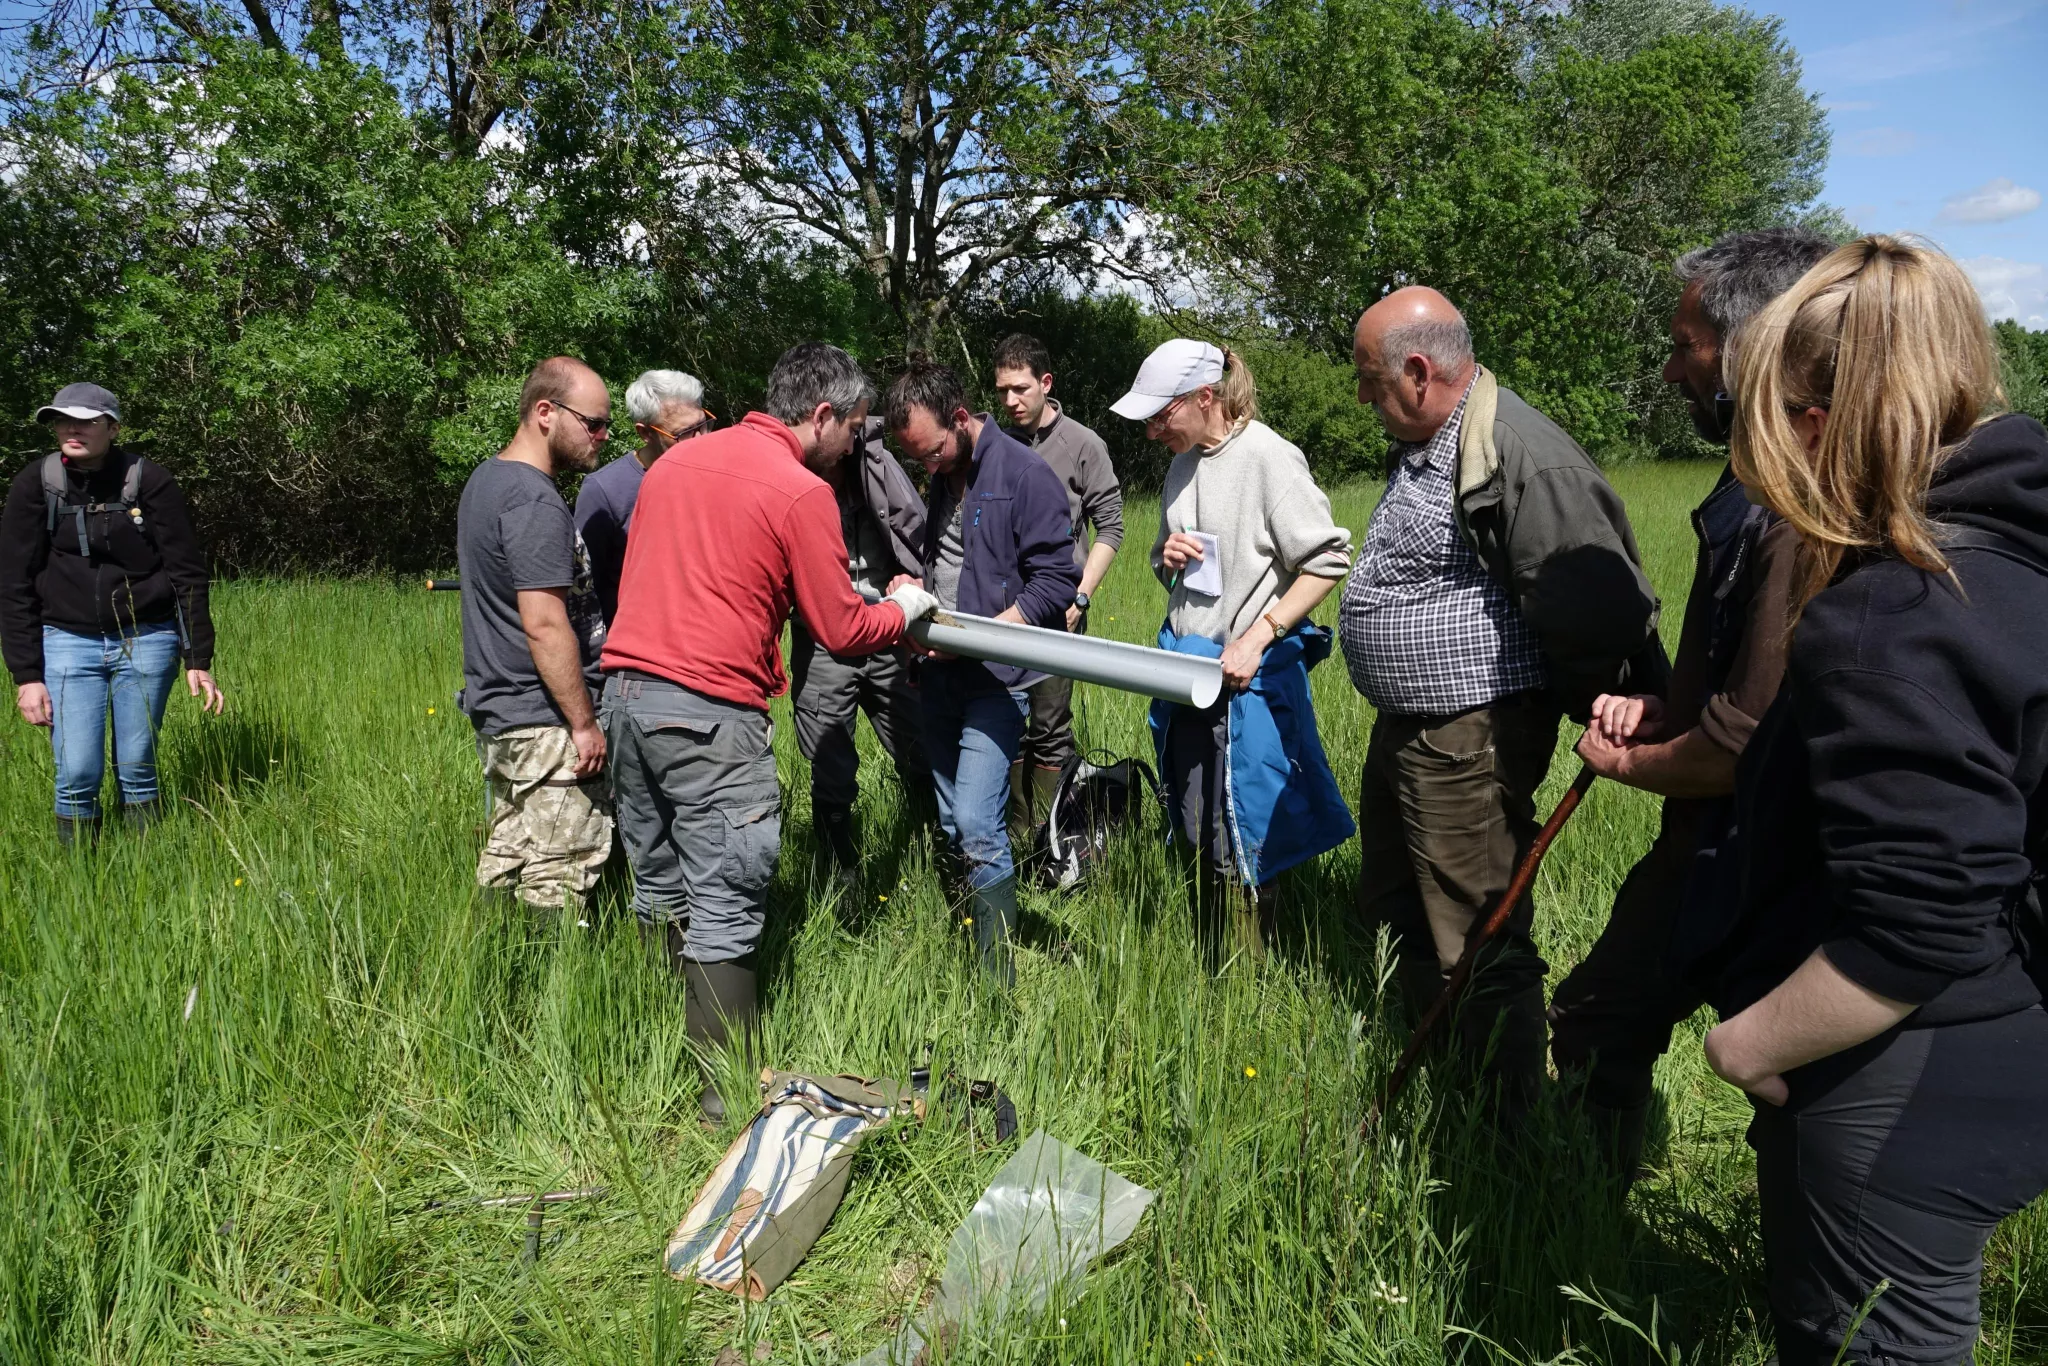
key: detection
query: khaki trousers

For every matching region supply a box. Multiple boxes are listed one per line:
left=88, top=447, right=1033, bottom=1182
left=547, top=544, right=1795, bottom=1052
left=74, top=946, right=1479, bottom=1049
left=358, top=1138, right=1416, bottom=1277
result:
left=476, top=724, right=613, bottom=909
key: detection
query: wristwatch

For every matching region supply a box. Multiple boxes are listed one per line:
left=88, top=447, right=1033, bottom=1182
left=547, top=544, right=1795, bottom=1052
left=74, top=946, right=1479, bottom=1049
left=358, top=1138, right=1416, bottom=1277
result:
left=1262, top=610, right=1291, bottom=639
left=1073, top=592, right=1092, bottom=611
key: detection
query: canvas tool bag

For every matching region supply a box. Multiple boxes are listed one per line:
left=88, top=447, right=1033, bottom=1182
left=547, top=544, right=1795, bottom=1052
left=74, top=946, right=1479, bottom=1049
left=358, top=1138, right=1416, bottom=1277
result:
left=665, top=1071, right=920, bottom=1300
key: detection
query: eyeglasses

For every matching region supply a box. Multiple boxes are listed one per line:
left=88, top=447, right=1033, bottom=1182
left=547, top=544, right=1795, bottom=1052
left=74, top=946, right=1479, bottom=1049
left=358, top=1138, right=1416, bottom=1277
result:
left=639, top=411, right=717, bottom=446
left=553, top=401, right=612, bottom=438
left=1145, top=393, right=1191, bottom=432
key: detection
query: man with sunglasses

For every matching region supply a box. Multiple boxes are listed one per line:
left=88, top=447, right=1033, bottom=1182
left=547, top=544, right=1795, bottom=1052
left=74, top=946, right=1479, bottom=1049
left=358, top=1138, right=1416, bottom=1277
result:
left=457, top=355, right=615, bottom=919
left=575, top=369, right=712, bottom=627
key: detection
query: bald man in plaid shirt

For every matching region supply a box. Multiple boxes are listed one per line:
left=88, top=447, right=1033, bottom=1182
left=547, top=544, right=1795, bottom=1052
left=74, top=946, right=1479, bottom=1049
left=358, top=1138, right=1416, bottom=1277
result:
left=1342, top=287, right=1665, bottom=1120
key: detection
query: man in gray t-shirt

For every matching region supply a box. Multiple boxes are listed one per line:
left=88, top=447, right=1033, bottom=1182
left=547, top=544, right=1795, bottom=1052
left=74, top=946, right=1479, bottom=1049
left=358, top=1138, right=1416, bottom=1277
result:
left=456, top=356, right=615, bottom=913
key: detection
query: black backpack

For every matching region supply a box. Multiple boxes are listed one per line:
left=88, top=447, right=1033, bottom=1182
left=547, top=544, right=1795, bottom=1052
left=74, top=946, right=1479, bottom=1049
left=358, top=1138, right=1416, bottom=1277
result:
left=1029, top=751, right=1159, bottom=891
left=42, top=450, right=155, bottom=559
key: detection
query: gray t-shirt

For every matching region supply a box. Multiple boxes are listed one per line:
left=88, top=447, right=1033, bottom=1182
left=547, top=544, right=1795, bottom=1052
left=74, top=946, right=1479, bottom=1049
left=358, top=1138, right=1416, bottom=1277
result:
left=930, top=479, right=967, bottom=610
left=457, top=456, right=602, bottom=734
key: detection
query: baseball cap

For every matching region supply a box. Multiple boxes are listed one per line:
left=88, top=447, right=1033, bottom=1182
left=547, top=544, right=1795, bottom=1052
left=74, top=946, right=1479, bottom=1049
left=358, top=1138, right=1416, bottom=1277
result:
left=36, top=382, right=122, bottom=423
left=1109, top=339, right=1225, bottom=421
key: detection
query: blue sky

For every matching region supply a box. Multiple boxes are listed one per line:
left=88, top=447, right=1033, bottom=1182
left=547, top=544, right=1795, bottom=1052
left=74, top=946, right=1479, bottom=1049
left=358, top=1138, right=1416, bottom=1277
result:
left=1761, top=0, right=2048, bottom=327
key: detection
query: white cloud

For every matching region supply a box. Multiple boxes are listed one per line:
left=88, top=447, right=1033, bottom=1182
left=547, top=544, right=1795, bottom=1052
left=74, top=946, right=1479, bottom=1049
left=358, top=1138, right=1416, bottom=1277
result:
left=1938, top=177, right=2043, bottom=225
left=1963, top=256, right=2048, bottom=328
left=1843, top=127, right=1928, bottom=157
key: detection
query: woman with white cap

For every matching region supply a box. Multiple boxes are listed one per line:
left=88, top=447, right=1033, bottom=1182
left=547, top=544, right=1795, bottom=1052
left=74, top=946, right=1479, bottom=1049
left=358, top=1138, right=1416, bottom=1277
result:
left=1, top=382, right=224, bottom=845
left=1112, top=340, right=1355, bottom=960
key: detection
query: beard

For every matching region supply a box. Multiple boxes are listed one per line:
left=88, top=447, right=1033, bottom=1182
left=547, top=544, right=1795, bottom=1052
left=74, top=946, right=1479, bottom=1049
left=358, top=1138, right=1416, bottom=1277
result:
left=550, top=422, right=602, bottom=473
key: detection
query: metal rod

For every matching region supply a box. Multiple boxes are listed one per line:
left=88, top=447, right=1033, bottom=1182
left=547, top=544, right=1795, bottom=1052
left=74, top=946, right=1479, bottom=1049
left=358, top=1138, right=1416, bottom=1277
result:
left=907, top=610, right=1223, bottom=708
left=1365, top=764, right=1597, bottom=1129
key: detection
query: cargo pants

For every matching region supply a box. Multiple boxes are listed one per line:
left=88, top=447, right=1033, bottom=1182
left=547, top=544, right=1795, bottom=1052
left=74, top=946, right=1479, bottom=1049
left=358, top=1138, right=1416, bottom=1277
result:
left=787, top=624, right=930, bottom=813
left=602, top=672, right=781, bottom=961
left=475, top=724, right=613, bottom=909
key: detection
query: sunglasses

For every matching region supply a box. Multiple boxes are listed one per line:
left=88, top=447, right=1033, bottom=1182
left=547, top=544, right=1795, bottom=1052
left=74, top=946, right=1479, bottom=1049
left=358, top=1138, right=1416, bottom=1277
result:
left=553, top=401, right=612, bottom=438
left=1145, top=392, right=1192, bottom=431
left=640, top=411, right=717, bottom=446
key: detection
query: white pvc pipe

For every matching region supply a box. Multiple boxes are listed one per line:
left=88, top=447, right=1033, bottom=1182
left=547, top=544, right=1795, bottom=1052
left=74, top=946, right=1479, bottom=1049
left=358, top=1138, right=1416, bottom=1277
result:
left=906, top=610, right=1222, bottom=709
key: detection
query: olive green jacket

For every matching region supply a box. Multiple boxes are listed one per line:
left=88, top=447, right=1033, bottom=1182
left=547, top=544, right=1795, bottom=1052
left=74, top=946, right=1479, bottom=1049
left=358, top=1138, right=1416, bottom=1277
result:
left=1452, top=366, right=1670, bottom=720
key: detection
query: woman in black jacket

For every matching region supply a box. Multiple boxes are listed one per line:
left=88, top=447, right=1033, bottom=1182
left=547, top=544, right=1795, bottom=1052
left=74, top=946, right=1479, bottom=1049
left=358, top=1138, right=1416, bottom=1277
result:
left=1695, top=237, right=2048, bottom=1365
left=2, top=384, right=222, bottom=843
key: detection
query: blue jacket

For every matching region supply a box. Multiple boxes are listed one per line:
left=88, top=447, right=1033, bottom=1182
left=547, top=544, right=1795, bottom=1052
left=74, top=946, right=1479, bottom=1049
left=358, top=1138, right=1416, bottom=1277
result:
left=1147, top=624, right=1356, bottom=886
left=921, top=417, right=1080, bottom=688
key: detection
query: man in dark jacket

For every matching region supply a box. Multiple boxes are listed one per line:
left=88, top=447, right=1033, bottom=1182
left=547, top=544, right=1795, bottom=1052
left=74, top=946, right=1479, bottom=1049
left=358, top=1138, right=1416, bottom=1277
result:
left=2, top=382, right=223, bottom=842
left=1549, top=227, right=1831, bottom=1181
left=884, top=361, right=1079, bottom=984
left=1341, top=286, right=1665, bottom=1117
left=790, top=414, right=933, bottom=883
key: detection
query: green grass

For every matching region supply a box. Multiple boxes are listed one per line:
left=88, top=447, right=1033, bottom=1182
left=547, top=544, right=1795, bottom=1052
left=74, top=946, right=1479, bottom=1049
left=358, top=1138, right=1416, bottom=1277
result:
left=2, top=460, right=2043, bottom=1364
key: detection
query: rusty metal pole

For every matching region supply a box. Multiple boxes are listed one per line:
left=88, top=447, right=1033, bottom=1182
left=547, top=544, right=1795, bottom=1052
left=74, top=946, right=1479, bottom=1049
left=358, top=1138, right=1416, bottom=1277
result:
left=1365, top=764, right=1597, bottom=1130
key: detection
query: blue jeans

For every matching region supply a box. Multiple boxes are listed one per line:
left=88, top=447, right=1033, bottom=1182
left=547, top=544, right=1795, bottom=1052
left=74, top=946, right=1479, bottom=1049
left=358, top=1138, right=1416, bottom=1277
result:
left=919, top=662, right=1029, bottom=890
left=43, top=623, right=182, bottom=819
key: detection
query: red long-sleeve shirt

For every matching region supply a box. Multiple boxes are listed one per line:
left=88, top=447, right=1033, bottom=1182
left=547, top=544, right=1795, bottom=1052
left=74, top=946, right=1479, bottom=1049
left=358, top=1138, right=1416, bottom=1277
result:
left=601, top=412, right=907, bottom=709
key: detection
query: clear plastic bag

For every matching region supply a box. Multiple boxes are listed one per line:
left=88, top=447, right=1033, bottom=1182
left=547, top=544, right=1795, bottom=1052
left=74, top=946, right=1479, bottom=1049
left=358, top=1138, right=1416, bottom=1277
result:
left=862, top=1131, right=1156, bottom=1364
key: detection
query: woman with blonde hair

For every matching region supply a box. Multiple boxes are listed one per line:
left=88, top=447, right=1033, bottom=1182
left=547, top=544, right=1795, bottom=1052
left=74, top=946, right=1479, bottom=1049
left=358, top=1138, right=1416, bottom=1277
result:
left=1688, top=236, right=2048, bottom=1365
left=1110, top=339, right=1354, bottom=960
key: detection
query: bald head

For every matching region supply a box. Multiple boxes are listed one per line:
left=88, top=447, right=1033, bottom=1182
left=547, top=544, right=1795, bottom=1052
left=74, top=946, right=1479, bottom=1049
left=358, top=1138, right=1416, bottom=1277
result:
left=1353, top=287, right=1476, bottom=444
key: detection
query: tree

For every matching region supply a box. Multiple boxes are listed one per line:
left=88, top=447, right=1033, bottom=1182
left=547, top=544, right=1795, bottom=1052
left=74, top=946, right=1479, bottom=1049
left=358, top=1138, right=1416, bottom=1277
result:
left=654, top=0, right=1184, bottom=356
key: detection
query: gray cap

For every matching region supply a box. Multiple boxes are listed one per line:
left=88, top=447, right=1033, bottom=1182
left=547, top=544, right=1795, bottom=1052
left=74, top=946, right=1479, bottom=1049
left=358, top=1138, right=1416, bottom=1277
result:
left=1109, top=339, right=1226, bottom=420
left=36, top=382, right=121, bottom=423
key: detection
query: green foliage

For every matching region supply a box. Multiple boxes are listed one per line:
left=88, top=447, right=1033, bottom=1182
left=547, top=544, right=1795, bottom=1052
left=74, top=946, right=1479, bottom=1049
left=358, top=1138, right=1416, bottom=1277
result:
left=1996, top=321, right=2048, bottom=428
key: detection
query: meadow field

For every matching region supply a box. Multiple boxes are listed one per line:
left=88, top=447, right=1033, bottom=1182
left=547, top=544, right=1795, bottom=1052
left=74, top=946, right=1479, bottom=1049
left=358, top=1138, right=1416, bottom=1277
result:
left=2, top=460, right=2042, bottom=1365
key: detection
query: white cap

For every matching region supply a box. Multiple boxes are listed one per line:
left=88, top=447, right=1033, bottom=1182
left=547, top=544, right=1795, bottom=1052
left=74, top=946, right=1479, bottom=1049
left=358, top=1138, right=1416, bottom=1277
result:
left=1109, top=339, right=1225, bottom=420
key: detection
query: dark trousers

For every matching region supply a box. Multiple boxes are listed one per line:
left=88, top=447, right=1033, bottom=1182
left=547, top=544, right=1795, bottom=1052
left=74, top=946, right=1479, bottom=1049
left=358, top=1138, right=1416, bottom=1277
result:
left=1019, top=613, right=1082, bottom=772
left=1750, top=1007, right=2048, bottom=1365
left=1548, top=802, right=1706, bottom=1111
left=1162, top=697, right=1235, bottom=881
left=788, top=624, right=929, bottom=813
left=601, top=674, right=780, bottom=958
left=1355, top=694, right=1558, bottom=1105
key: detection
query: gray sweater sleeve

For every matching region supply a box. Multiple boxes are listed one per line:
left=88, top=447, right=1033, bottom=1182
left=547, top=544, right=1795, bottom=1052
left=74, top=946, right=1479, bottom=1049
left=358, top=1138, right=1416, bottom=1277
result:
left=1077, top=432, right=1124, bottom=552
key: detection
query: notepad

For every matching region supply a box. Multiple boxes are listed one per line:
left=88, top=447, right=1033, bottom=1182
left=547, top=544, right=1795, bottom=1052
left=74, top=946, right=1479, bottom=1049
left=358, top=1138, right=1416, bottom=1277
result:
left=1182, top=531, right=1223, bottom=597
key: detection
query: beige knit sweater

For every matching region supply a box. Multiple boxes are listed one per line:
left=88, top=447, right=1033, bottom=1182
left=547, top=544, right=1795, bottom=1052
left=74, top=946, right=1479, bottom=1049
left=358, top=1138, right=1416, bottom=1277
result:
left=1149, top=419, right=1352, bottom=645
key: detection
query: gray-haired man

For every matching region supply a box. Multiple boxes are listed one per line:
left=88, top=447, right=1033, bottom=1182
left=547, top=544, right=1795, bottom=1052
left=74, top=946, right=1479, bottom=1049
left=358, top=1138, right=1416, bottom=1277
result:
left=1549, top=227, right=1832, bottom=1180
left=1342, top=286, right=1666, bottom=1120
left=574, top=369, right=713, bottom=626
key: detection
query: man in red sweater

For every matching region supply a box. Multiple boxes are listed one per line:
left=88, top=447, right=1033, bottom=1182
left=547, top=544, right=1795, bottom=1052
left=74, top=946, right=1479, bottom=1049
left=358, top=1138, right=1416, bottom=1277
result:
left=602, top=342, right=938, bottom=1121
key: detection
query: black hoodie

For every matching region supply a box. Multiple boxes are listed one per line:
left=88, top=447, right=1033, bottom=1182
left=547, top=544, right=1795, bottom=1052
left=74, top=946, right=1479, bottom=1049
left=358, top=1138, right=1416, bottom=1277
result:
left=0, top=448, right=216, bottom=686
left=1699, top=413, right=2048, bottom=1025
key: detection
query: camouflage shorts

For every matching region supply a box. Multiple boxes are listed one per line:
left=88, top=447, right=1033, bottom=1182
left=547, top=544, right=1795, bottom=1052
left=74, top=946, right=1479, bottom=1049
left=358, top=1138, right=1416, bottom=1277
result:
left=476, top=725, right=613, bottom=909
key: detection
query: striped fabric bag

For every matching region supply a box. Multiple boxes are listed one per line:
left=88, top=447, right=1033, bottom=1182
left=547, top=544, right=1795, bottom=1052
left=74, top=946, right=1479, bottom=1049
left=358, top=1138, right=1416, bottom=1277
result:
left=665, top=1071, right=920, bottom=1300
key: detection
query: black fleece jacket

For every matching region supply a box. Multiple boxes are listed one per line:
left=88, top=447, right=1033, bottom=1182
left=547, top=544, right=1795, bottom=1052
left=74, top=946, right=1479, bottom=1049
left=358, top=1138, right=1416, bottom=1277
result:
left=1, top=449, right=216, bottom=686
left=1705, top=413, right=2048, bottom=1025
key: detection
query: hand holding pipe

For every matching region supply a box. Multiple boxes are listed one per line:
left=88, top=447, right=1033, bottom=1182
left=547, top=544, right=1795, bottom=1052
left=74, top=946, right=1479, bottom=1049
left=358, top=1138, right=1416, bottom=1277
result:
left=1364, top=763, right=1598, bottom=1130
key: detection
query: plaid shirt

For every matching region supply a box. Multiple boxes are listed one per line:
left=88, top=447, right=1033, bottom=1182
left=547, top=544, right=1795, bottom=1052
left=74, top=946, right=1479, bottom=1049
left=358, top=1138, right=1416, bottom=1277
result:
left=1340, top=388, right=1545, bottom=714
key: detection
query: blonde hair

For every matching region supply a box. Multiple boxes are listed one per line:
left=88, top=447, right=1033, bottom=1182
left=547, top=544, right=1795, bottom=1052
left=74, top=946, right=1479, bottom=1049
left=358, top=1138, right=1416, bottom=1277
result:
left=1729, top=234, right=2004, bottom=616
left=1212, top=346, right=1259, bottom=428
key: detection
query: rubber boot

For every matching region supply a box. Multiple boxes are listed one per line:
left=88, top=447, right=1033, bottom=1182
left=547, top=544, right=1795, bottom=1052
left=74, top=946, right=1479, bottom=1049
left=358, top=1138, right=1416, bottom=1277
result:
left=969, top=875, right=1019, bottom=987
left=55, top=815, right=101, bottom=850
left=1029, top=766, right=1062, bottom=843
left=473, top=884, right=517, bottom=915
left=1459, top=985, right=1549, bottom=1124
left=683, top=956, right=758, bottom=1124
left=815, top=803, right=860, bottom=894
left=1585, top=1098, right=1652, bottom=1187
left=1005, top=760, right=1034, bottom=851
left=121, top=799, right=161, bottom=836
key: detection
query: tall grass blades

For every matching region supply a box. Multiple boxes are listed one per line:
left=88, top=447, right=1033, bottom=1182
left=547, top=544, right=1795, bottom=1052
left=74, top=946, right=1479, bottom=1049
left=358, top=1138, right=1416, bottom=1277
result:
left=1, top=465, right=2041, bottom=1364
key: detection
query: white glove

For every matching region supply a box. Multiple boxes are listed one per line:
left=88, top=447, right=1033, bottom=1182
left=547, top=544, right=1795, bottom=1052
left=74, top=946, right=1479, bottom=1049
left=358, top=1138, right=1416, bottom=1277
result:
left=887, top=581, right=941, bottom=624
